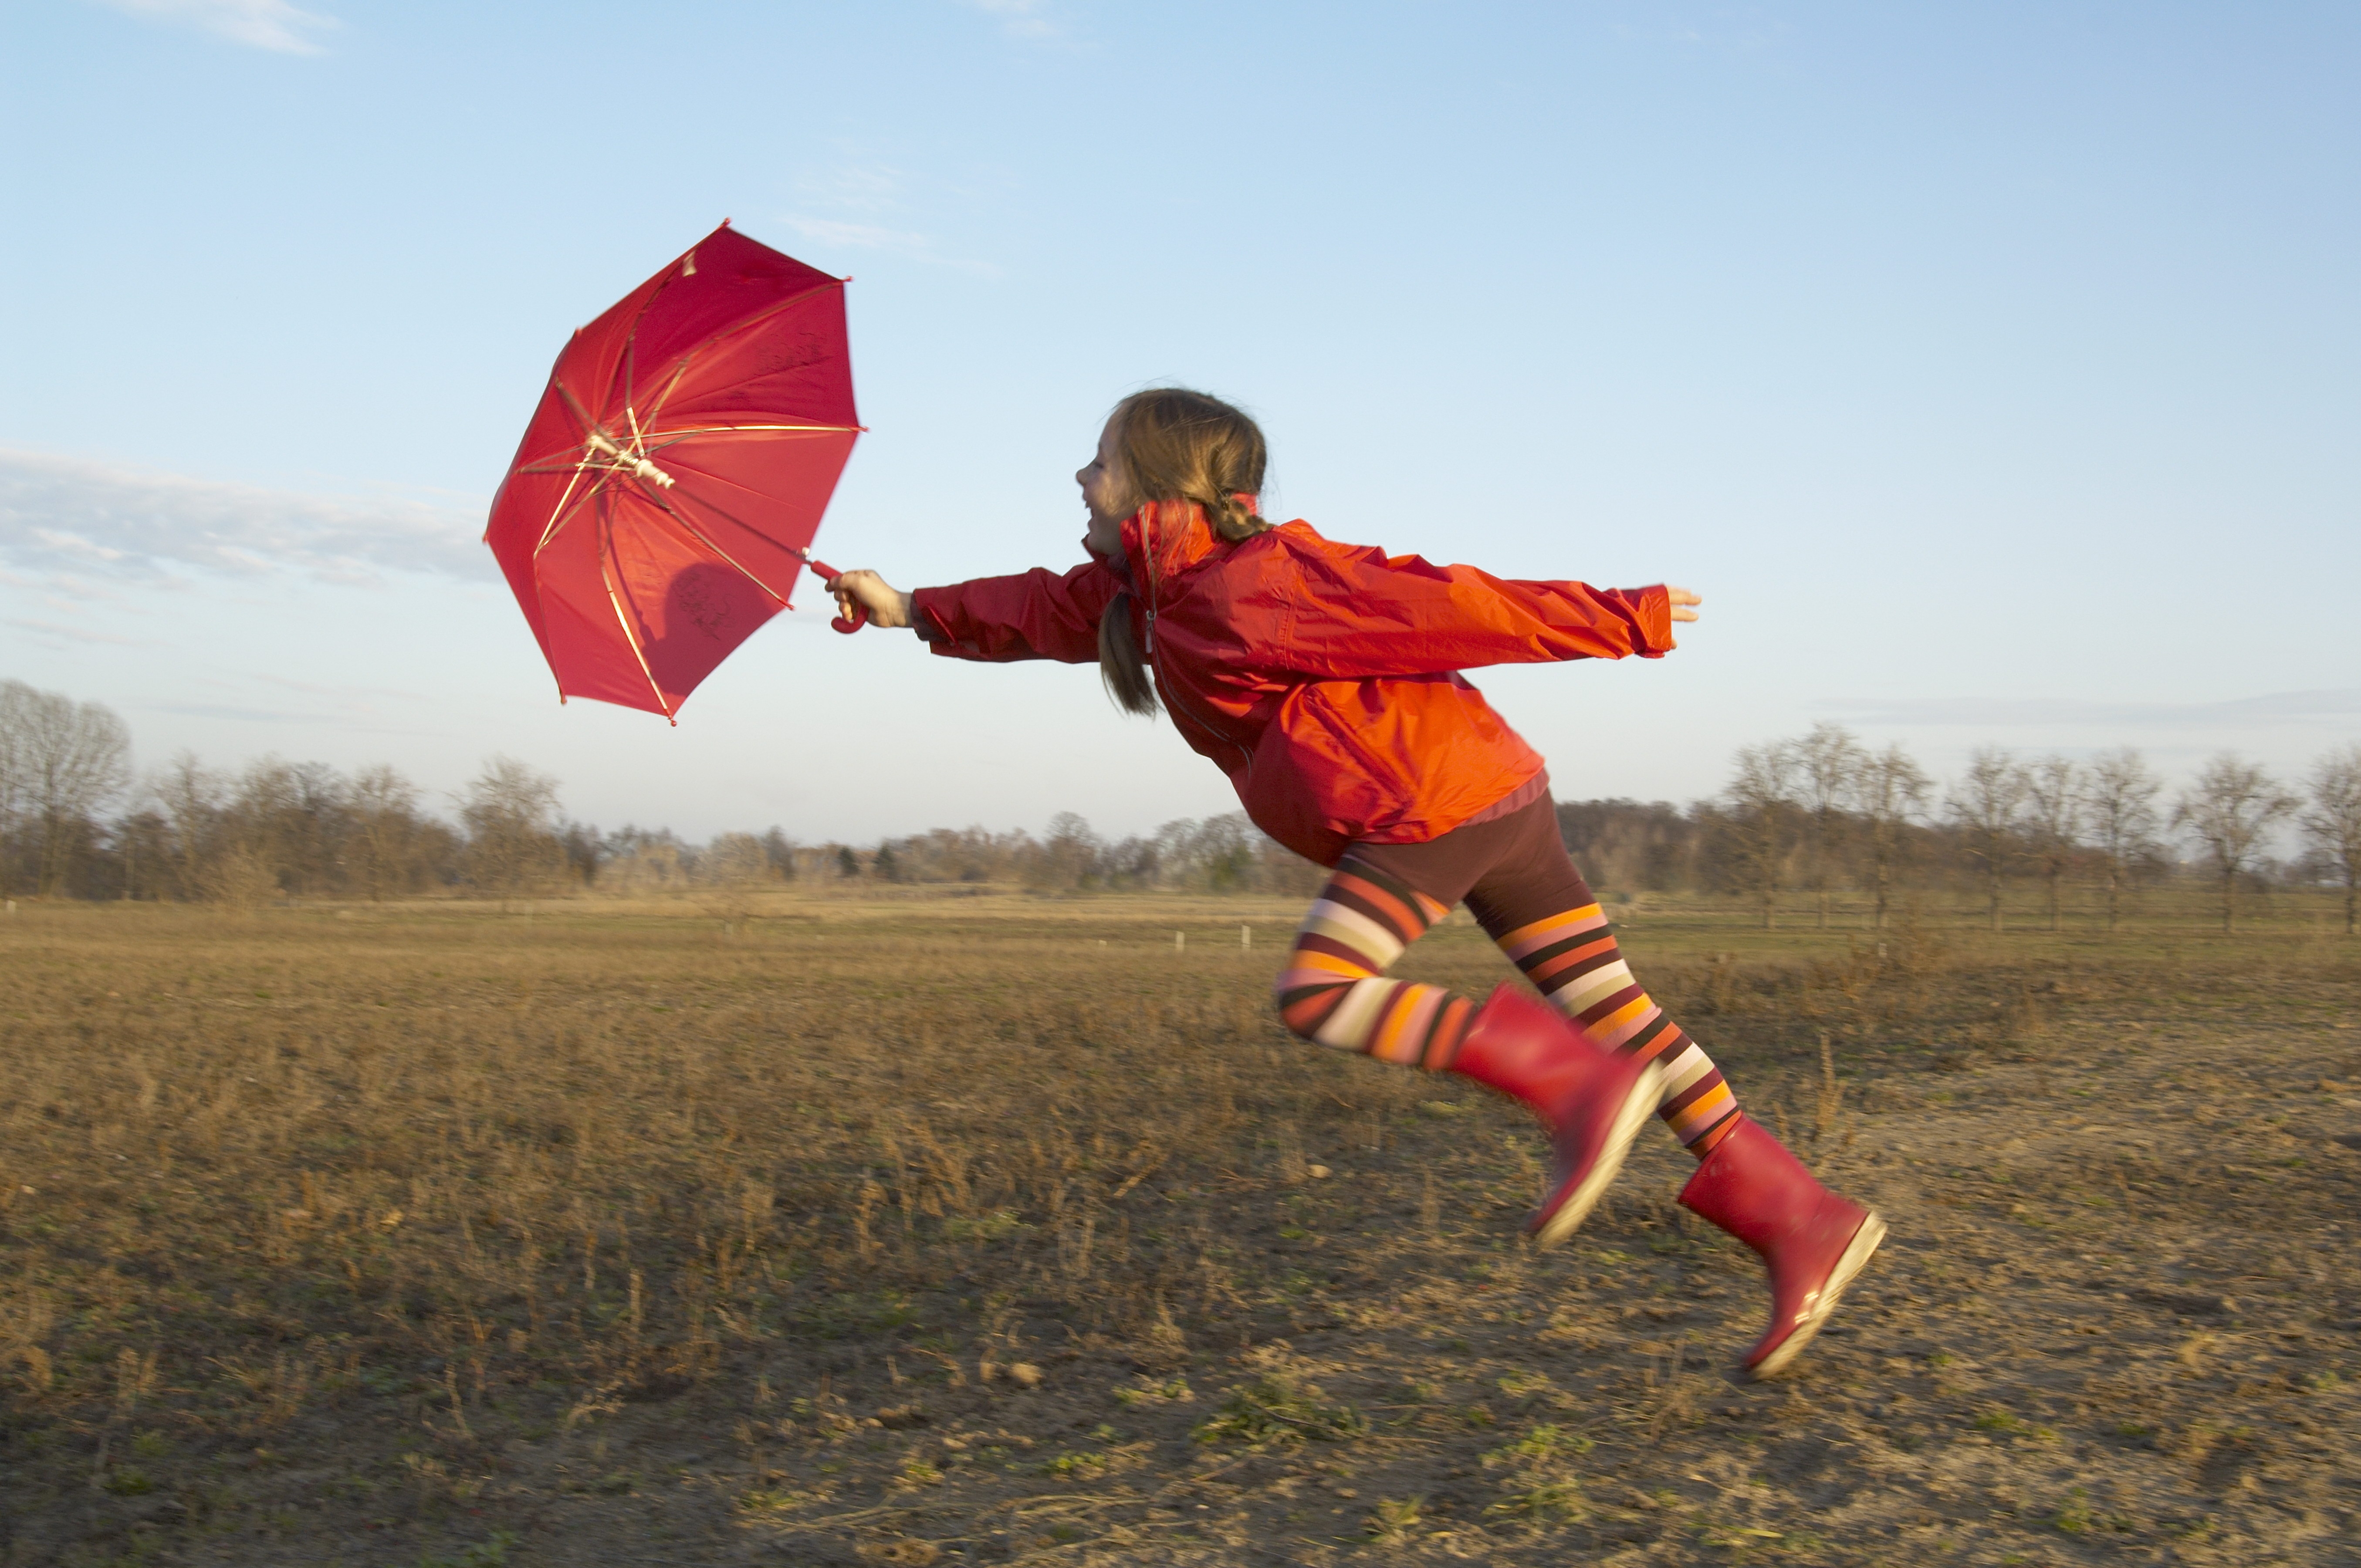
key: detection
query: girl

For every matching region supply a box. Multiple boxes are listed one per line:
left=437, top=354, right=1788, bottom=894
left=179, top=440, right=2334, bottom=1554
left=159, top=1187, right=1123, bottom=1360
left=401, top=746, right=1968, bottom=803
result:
left=830, top=389, right=1883, bottom=1379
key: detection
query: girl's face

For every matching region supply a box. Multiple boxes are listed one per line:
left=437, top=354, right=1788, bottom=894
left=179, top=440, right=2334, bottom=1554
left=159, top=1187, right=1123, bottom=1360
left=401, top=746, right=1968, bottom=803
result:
left=1077, top=416, right=1128, bottom=558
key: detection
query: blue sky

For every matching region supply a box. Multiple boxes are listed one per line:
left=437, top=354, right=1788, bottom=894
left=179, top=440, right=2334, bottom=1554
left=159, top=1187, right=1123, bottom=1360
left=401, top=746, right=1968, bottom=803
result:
left=2, top=0, right=2354, bottom=841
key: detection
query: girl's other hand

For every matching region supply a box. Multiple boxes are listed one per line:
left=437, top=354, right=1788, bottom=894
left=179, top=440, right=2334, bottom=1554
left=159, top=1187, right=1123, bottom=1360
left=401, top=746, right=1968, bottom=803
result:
left=1664, top=585, right=1701, bottom=649
left=829, top=569, right=916, bottom=630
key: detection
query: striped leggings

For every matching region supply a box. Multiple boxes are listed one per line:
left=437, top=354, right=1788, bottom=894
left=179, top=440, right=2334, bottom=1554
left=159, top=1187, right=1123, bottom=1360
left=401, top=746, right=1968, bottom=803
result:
left=1274, top=789, right=1739, bottom=1157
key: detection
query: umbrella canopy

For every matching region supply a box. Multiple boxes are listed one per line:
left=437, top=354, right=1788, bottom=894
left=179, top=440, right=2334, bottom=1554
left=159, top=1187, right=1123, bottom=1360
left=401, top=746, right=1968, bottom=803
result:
left=484, top=223, right=861, bottom=720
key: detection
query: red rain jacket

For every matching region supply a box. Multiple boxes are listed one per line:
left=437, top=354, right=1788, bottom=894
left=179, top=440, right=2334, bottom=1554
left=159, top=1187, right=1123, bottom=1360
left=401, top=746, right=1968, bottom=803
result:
left=911, top=507, right=1672, bottom=866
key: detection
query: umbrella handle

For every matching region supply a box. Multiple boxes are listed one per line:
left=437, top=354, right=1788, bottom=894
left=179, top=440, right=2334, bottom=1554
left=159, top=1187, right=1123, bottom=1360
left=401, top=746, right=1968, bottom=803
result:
left=805, top=558, right=869, bottom=634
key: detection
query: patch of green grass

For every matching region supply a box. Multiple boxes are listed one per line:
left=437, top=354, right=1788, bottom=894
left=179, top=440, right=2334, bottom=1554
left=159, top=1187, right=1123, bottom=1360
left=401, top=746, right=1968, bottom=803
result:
left=1972, top=1407, right=2057, bottom=1441
left=2050, top=1487, right=2136, bottom=1535
left=414, top=1534, right=516, bottom=1568
left=940, top=1209, right=1028, bottom=1244
left=1115, top=1376, right=1194, bottom=1407
left=1488, top=1479, right=1586, bottom=1523
left=1191, top=1376, right=1366, bottom=1448
left=1365, top=1495, right=1425, bottom=1543
left=101, top=1467, right=152, bottom=1497
left=1483, top=1423, right=1592, bottom=1468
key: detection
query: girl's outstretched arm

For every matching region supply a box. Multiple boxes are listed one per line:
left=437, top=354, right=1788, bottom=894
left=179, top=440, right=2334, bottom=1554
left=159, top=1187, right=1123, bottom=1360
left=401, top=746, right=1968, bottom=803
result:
left=1271, top=545, right=1697, bottom=677
left=830, top=561, right=1124, bottom=662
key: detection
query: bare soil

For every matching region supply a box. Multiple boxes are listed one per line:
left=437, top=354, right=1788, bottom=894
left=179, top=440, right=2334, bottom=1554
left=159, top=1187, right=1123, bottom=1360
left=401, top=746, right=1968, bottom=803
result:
left=2, top=892, right=2357, bottom=1566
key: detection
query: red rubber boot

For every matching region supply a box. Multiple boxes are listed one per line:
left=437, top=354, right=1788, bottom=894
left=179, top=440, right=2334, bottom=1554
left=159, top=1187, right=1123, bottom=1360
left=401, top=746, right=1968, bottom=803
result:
left=1444, top=984, right=1664, bottom=1249
left=1677, top=1114, right=1887, bottom=1379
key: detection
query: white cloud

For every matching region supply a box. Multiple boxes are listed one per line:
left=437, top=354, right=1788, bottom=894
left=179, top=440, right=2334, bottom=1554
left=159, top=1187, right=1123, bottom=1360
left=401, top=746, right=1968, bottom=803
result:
left=778, top=215, right=998, bottom=276
left=5, top=617, right=160, bottom=648
left=0, top=447, right=491, bottom=587
left=780, top=216, right=940, bottom=255
left=95, top=0, right=334, bottom=54
left=792, top=166, right=908, bottom=216
left=961, top=0, right=1059, bottom=41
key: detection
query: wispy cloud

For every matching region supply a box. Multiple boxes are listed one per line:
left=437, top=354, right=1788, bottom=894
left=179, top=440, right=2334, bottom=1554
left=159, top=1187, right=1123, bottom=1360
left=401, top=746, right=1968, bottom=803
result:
left=961, top=0, right=1060, bottom=41
left=792, top=166, right=909, bottom=216
left=0, top=447, right=491, bottom=587
left=95, top=0, right=336, bottom=54
left=1820, top=689, right=2361, bottom=730
left=776, top=209, right=998, bottom=276
left=6, top=617, right=161, bottom=649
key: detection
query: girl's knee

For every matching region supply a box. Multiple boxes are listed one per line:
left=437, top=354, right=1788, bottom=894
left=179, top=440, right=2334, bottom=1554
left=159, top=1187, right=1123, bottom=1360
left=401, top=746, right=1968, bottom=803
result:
left=1272, top=971, right=1339, bottom=1043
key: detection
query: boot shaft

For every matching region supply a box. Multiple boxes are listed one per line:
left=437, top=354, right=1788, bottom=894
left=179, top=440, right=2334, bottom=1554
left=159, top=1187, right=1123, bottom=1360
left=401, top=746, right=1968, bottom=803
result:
left=1678, top=1114, right=1863, bottom=1261
left=1446, top=983, right=1626, bottom=1116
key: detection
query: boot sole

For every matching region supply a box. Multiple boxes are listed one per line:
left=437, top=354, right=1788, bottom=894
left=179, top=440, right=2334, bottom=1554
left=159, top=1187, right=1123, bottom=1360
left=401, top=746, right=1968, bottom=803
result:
left=1748, top=1210, right=1888, bottom=1381
left=1529, top=1062, right=1664, bottom=1251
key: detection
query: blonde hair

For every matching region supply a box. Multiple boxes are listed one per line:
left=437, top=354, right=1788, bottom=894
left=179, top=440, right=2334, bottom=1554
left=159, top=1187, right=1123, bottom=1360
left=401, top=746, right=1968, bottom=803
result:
left=1096, top=389, right=1271, bottom=715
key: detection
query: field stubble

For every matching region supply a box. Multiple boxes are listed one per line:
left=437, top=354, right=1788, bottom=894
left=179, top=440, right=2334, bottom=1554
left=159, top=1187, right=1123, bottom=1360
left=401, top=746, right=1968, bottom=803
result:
left=1, top=891, right=2358, bottom=1566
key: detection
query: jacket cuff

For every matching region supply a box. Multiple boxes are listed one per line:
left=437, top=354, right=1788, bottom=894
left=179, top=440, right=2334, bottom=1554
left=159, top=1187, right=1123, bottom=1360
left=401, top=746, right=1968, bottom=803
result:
left=909, top=587, right=954, bottom=645
left=1633, top=584, right=1672, bottom=657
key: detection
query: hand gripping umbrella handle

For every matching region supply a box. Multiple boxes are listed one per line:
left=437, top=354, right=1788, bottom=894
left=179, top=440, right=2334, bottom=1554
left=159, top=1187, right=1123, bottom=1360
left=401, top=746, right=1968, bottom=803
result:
left=802, top=557, right=867, bottom=634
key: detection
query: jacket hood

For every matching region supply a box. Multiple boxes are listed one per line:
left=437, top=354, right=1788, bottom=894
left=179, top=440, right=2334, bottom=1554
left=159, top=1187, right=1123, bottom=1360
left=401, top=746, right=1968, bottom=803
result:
left=1116, top=499, right=1263, bottom=592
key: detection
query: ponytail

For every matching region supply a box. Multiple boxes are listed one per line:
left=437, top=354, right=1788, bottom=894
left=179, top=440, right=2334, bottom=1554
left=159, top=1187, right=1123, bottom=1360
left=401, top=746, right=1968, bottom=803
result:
left=1097, top=594, right=1158, bottom=716
left=1092, top=389, right=1272, bottom=718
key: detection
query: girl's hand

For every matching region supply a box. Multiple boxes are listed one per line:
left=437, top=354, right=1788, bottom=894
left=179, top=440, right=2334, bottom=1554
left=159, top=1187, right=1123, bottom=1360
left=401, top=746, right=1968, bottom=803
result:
left=829, top=569, right=917, bottom=631
left=1664, top=585, right=1701, bottom=649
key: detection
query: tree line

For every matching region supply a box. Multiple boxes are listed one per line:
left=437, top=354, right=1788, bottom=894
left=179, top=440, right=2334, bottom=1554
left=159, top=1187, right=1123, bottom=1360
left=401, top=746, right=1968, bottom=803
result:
left=3, top=680, right=2355, bottom=924
left=1564, top=723, right=2358, bottom=934
left=0, top=679, right=1329, bottom=903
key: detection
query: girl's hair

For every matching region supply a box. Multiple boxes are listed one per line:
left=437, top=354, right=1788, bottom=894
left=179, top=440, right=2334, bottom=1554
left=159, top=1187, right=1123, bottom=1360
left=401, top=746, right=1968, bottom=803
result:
left=1096, top=389, right=1271, bottom=716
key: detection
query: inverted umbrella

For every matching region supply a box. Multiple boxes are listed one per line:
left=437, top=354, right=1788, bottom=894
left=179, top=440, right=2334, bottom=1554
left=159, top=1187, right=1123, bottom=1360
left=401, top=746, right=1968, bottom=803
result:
left=484, top=222, right=865, bottom=722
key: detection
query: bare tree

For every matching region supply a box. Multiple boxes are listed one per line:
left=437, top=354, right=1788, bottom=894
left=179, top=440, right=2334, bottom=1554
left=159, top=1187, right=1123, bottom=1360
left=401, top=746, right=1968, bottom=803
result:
left=349, top=764, right=429, bottom=901
left=1723, top=741, right=1798, bottom=929
left=457, top=756, right=566, bottom=897
left=6, top=684, right=132, bottom=896
left=2173, top=752, right=2297, bottom=933
left=698, top=832, right=775, bottom=886
left=1794, top=723, right=1865, bottom=929
left=0, top=680, right=30, bottom=893
left=1948, top=746, right=2026, bottom=932
left=2299, top=743, right=2361, bottom=936
left=1850, top=743, right=1930, bottom=930
left=2080, top=747, right=2160, bottom=935
left=149, top=752, right=226, bottom=900
left=2019, top=755, right=2082, bottom=933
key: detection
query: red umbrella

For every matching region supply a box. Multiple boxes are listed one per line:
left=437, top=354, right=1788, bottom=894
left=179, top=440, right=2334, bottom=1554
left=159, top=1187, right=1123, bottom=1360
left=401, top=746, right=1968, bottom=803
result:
left=484, top=222, right=865, bottom=723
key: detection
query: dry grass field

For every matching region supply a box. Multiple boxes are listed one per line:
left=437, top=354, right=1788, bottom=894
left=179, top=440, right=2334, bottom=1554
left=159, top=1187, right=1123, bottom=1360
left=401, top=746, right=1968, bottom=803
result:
left=3, top=889, right=2358, bottom=1567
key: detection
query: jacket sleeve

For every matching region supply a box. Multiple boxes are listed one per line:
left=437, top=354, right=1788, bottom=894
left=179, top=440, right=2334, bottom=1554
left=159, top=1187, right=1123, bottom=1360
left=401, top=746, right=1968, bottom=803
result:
left=909, top=560, right=1124, bottom=665
left=1275, top=543, right=1672, bottom=678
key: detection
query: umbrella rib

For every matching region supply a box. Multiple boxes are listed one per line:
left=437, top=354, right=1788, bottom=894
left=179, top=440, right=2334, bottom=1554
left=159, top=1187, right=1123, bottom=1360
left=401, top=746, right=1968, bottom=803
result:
left=597, top=507, right=674, bottom=719
left=633, top=484, right=795, bottom=606
left=552, top=378, right=600, bottom=437
left=639, top=423, right=859, bottom=456
left=637, top=280, right=845, bottom=428
left=532, top=469, right=604, bottom=557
